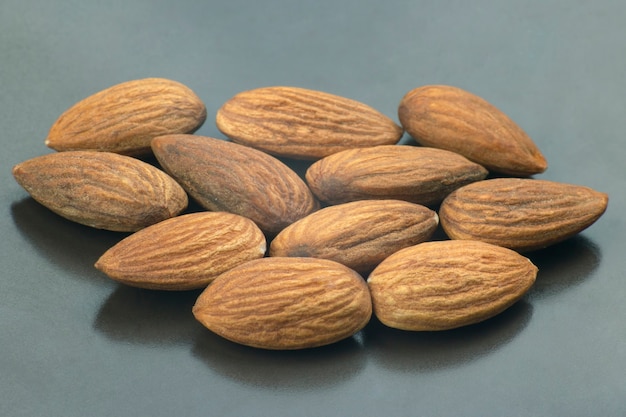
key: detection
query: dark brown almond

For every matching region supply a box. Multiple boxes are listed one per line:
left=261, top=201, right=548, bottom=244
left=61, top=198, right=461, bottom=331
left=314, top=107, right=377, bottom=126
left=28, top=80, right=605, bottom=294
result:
left=193, top=257, right=372, bottom=350
left=216, top=86, right=403, bottom=160
left=46, top=78, right=207, bottom=155
left=305, top=145, right=488, bottom=206
left=398, top=84, right=547, bottom=176
left=269, top=200, right=439, bottom=273
left=95, top=212, right=266, bottom=290
left=368, top=240, right=537, bottom=331
left=439, top=178, right=609, bottom=252
left=151, top=134, right=319, bottom=235
left=12, top=151, right=188, bottom=231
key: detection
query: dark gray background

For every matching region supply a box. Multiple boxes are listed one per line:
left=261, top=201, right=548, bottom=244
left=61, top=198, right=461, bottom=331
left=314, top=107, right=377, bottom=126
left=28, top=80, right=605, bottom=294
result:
left=2, top=1, right=625, bottom=416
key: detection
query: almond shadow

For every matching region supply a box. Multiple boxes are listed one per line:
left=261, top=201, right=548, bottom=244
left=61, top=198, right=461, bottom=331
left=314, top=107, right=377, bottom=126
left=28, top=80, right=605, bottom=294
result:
left=10, top=197, right=126, bottom=282
left=93, top=284, right=203, bottom=346
left=525, top=234, right=601, bottom=300
left=191, top=328, right=367, bottom=391
left=362, top=300, right=533, bottom=373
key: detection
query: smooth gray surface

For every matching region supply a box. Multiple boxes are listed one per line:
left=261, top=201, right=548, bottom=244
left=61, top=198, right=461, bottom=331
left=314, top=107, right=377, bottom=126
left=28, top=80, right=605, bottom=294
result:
left=2, top=1, right=625, bottom=416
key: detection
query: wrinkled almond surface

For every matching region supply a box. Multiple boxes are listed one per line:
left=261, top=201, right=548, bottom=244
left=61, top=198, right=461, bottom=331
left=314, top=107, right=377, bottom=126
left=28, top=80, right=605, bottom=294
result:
left=46, top=78, right=206, bottom=155
left=152, top=135, right=319, bottom=234
left=270, top=200, right=438, bottom=273
left=216, top=86, right=403, bottom=160
left=95, top=212, right=266, bottom=290
left=305, top=145, right=488, bottom=206
left=193, top=257, right=372, bottom=350
left=439, top=178, right=609, bottom=252
left=368, top=240, right=537, bottom=331
left=12, top=151, right=187, bottom=231
left=151, top=134, right=319, bottom=235
left=398, top=84, right=547, bottom=176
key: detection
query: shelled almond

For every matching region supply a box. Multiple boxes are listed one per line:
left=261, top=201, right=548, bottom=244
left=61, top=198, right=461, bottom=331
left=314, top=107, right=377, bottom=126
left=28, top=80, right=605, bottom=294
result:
left=46, top=78, right=206, bottom=155
left=11, top=80, right=610, bottom=350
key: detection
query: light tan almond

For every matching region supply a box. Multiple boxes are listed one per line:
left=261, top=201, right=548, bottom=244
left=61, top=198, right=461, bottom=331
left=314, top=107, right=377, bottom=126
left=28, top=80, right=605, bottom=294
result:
left=439, top=178, right=609, bottom=252
left=305, top=145, right=488, bottom=206
left=216, top=86, right=403, bottom=160
left=151, top=134, right=319, bottom=235
left=368, top=240, right=537, bottom=331
left=270, top=200, right=438, bottom=273
left=95, top=212, right=266, bottom=290
left=12, top=151, right=187, bottom=231
left=398, top=84, right=547, bottom=176
left=193, top=257, right=372, bottom=350
left=46, top=78, right=206, bottom=155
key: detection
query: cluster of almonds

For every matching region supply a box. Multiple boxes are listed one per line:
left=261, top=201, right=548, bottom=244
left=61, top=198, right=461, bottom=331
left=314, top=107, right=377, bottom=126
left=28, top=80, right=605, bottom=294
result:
left=12, top=78, right=608, bottom=350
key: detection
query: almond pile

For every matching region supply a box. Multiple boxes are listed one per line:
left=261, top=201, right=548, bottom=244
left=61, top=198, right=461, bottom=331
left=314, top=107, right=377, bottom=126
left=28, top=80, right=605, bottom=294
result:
left=12, top=78, right=609, bottom=350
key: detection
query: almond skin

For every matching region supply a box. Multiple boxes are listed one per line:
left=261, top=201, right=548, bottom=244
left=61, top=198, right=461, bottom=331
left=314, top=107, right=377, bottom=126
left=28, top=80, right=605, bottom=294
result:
left=398, top=85, right=547, bottom=176
left=305, top=145, right=488, bottom=206
left=151, top=134, right=319, bottom=235
left=95, top=212, right=266, bottom=290
left=269, top=200, right=439, bottom=274
left=193, top=257, right=372, bottom=350
left=46, top=78, right=207, bottom=155
left=439, top=178, right=609, bottom=252
left=367, top=240, right=537, bottom=331
left=216, top=86, right=403, bottom=160
left=12, top=151, right=188, bottom=231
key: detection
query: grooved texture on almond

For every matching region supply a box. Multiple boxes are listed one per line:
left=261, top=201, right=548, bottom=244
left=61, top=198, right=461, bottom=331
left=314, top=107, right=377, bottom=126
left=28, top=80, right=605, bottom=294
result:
left=151, top=134, right=319, bottom=235
left=193, top=257, right=372, bottom=350
left=46, top=78, right=207, bottom=155
left=305, top=145, right=488, bottom=206
left=12, top=151, right=188, bottom=231
left=439, top=178, right=609, bottom=252
left=368, top=240, right=537, bottom=331
left=95, top=212, right=266, bottom=290
left=398, top=85, right=547, bottom=176
left=270, top=200, right=438, bottom=273
left=216, top=86, right=404, bottom=160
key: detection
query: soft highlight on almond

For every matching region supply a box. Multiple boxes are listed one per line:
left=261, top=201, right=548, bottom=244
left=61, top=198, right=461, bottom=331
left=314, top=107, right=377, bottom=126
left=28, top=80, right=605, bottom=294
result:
left=398, top=84, right=547, bottom=176
left=216, top=86, right=403, bottom=160
left=12, top=151, right=187, bottom=231
left=95, top=212, right=266, bottom=290
left=368, top=240, right=537, bottom=331
left=439, top=178, right=609, bottom=252
left=46, top=78, right=207, bottom=155
left=193, top=257, right=372, bottom=350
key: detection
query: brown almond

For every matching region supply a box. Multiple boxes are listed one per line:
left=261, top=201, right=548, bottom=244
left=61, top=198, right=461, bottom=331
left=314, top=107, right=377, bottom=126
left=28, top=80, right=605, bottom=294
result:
left=12, top=151, right=187, bottom=231
left=95, top=212, right=266, bottom=290
left=193, top=257, right=372, bottom=350
left=269, top=200, right=439, bottom=274
left=151, top=134, right=319, bottom=235
left=398, top=84, right=547, bottom=176
left=368, top=240, right=537, bottom=331
left=305, top=145, right=488, bottom=206
left=46, top=78, right=207, bottom=155
left=439, top=178, right=609, bottom=252
left=216, top=86, right=403, bottom=160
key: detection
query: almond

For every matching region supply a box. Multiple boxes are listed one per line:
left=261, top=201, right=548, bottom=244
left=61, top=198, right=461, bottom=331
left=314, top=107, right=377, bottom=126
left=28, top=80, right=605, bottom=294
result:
left=193, top=257, right=372, bottom=350
left=398, top=84, right=547, bottom=176
left=46, top=78, right=207, bottom=155
left=305, top=145, right=488, bottom=206
left=215, top=86, right=403, bottom=160
left=439, top=178, right=609, bottom=252
left=269, top=200, right=438, bottom=274
left=367, top=240, right=537, bottom=331
left=12, top=151, right=187, bottom=231
left=95, top=212, right=266, bottom=290
left=151, top=134, right=319, bottom=235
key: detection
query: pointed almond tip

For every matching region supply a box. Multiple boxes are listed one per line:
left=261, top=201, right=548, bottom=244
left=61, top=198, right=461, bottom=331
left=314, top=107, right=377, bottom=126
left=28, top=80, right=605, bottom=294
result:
left=94, top=258, right=104, bottom=272
left=535, top=153, right=549, bottom=174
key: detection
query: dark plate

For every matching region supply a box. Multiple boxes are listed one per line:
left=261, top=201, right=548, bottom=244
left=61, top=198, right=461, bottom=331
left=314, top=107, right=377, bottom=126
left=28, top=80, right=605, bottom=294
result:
left=2, top=1, right=625, bottom=416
